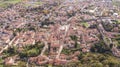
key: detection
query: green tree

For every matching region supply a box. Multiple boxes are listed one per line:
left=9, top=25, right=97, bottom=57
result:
left=91, top=62, right=103, bottom=67
left=70, top=35, right=78, bottom=48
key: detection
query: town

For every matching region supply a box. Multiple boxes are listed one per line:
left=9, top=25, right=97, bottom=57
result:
left=0, top=0, right=120, bottom=67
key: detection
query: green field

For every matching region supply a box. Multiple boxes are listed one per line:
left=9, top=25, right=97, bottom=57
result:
left=0, top=0, right=22, bottom=7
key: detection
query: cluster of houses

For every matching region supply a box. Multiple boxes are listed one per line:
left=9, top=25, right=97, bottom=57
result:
left=0, top=0, right=120, bottom=66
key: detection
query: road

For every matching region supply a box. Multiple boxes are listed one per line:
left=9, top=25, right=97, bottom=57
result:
left=0, top=37, right=16, bottom=54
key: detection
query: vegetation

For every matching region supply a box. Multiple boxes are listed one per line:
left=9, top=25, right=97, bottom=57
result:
left=116, top=20, right=120, bottom=24
left=61, top=48, right=71, bottom=55
left=112, top=34, right=120, bottom=48
left=4, top=61, right=26, bottom=67
left=69, top=53, right=120, bottom=67
left=19, top=43, right=44, bottom=58
left=70, top=35, right=78, bottom=48
left=3, top=46, right=18, bottom=58
left=0, top=0, right=43, bottom=8
left=54, top=52, right=120, bottom=67
left=0, top=0, right=21, bottom=8
left=90, top=36, right=112, bottom=54
left=2, top=42, right=44, bottom=58
left=61, top=34, right=120, bottom=67
left=113, top=0, right=120, bottom=7
left=14, top=28, right=28, bottom=33
left=0, top=58, right=3, bottom=67
left=81, top=22, right=90, bottom=28
left=102, top=22, right=114, bottom=31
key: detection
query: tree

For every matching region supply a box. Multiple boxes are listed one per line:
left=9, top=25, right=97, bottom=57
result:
left=90, top=40, right=111, bottom=53
left=3, top=46, right=17, bottom=56
left=27, top=48, right=39, bottom=57
left=91, top=63, right=103, bottom=67
left=70, top=35, right=78, bottom=48
left=102, top=22, right=114, bottom=32
left=19, top=43, right=44, bottom=58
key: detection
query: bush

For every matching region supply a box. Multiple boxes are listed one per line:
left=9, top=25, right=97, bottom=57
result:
left=27, top=48, right=39, bottom=57
left=91, top=63, right=103, bottom=67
